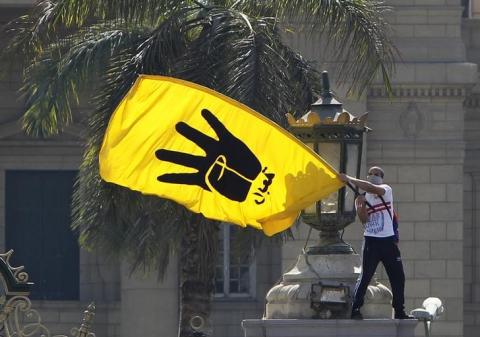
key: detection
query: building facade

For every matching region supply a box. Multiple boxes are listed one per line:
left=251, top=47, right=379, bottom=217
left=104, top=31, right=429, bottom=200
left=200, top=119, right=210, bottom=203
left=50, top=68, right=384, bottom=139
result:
left=0, top=1, right=479, bottom=337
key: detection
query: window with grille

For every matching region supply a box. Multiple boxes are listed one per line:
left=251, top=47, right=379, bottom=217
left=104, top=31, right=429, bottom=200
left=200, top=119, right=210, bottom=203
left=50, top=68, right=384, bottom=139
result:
left=5, top=170, right=79, bottom=300
left=463, top=0, right=480, bottom=18
left=214, top=225, right=255, bottom=298
left=463, top=0, right=470, bottom=17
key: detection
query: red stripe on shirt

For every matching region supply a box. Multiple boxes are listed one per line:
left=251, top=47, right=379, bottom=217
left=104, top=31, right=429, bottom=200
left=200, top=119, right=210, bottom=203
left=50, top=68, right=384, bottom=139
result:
left=368, top=206, right=391, bottom=214
left=369, top=201, right=391, bottom=210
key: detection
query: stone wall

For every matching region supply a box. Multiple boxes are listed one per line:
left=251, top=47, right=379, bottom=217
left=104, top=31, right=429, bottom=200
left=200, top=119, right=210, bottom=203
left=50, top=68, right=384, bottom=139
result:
left=119, top=261, right=178, bottom=337
left=365, top=91, right=467, bottom=337
left=279, top=3, right=475, bottom=337
left=0, top=1, right=34, bottom=6
left=0, top=135, right=122, bottom=337
left=462, top=17, right=480, bottom=337
left=30, top=301, right=120, bottom=337
left=360, top=2, right=474, bottom=336
left=0, top=7, right=121, bottom=336
left=0, top=140, right=122, bottom=337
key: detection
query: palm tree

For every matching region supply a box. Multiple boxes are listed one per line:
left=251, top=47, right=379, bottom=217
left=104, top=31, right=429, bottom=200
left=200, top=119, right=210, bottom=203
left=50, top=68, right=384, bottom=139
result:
left=0, top=1, right=395, bottom=336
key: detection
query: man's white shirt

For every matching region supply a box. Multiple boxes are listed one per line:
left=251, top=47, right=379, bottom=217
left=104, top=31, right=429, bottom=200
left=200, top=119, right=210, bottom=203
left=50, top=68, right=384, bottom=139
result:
left=363, top=184, right=395, bottom=238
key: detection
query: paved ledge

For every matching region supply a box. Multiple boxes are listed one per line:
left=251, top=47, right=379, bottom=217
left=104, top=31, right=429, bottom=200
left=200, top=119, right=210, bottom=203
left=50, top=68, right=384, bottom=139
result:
left=242, top=319, right=419, bottom=337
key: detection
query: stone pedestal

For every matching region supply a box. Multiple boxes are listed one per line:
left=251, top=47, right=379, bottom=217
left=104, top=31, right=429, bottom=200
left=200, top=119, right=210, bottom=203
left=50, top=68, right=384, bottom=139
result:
left=242, top=319, right=418, bottom=337
left=266, top=253, right=360, bottom=319
left=266, top=251, right=394, bottom=319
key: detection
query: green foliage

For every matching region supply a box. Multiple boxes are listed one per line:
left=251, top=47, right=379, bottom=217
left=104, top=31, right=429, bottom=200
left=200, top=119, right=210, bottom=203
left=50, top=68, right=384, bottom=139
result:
left=0, top=0, right=396, bottom=276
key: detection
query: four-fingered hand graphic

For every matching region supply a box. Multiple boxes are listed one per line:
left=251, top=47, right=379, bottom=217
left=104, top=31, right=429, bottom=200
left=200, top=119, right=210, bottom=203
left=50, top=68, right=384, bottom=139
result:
left=155, top=108, right=262, bottom=202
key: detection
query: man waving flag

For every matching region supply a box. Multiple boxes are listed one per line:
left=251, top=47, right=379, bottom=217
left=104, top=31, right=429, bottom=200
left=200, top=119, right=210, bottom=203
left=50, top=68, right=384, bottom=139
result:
left=99, top=75, right=343, bottom=235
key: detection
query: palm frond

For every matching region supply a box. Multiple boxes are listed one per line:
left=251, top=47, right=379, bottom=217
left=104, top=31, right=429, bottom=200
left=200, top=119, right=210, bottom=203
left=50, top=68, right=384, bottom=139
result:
left=51, top=0, right=196, bottom=27
left=0, top=0, right=200, bottom=76
left=0, top=0, right=77, bottom=70
left=181, top=214, right=220, bottom=282
left=228, top=0, right=396, bottom=94
left=20, top=24, right=146, bottom=137
left=175, top=8, right=321, bottom=125
left=229, top=225, right=291, bottom=265
left=72, top=9, right=210, bottom=275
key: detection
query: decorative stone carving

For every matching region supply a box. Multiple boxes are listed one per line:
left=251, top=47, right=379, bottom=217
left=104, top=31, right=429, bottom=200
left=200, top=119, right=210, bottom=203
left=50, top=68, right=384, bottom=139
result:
left=362, top=280, right=394, bottom=319
left=399, top=102, right=424, bottom=139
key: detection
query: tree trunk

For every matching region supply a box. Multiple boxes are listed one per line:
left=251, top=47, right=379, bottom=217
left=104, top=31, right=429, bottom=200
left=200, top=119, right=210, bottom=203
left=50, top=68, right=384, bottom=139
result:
left=178, top=215, right=219, bottom=337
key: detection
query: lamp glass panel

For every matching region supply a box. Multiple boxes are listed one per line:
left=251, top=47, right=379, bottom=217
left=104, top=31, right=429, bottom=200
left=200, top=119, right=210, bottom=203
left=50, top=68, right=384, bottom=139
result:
left=345, top=143, right=360, bottom=212
left=318, top=142, right=340, bottom=213
left=303, top=142, right=317, bottom=215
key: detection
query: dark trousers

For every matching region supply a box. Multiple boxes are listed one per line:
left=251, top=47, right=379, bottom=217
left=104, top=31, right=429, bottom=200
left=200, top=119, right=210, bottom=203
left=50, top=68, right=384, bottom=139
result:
left=352, top=236, right=406, bottom=312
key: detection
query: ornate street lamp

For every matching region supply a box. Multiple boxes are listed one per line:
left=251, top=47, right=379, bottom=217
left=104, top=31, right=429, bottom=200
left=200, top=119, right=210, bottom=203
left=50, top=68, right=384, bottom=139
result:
left=266, top=72, right=372, bottom=320
left=286, top=71, right=368, bottom=254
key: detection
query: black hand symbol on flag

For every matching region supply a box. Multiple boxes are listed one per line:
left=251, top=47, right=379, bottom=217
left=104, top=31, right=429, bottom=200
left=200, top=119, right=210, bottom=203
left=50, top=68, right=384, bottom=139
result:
left=155, top=108, right=262, bottom=202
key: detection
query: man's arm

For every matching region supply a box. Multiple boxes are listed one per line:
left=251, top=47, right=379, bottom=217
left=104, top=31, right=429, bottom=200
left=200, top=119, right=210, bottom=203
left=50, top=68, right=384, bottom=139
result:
left=355, top=195, right=369, bottom=224
left=338, top=173, right=386, bottom=196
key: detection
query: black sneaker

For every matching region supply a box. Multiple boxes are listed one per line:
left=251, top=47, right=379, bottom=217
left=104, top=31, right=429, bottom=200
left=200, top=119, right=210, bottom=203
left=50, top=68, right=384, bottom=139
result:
left=351, top=309, right=363, bottom=319
left=394, top=311, right=414, bottom=319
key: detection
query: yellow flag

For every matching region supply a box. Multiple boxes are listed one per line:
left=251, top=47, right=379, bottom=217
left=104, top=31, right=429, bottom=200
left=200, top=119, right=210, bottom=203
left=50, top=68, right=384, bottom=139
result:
left=99, top=75, right=343, bottom=235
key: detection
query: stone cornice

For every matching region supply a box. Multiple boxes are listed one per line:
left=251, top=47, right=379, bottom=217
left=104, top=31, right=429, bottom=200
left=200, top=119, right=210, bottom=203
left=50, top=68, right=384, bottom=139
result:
left=0, top=119, right=21, bottom=139
left=0, top=118, right=86, bottom=141
left=368, top=85, right=468, bottom=98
